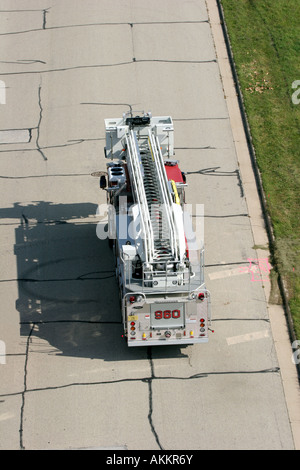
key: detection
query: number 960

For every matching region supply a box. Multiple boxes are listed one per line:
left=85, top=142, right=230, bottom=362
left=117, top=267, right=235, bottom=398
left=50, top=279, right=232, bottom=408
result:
left=154, top=310, right=180, bottom=320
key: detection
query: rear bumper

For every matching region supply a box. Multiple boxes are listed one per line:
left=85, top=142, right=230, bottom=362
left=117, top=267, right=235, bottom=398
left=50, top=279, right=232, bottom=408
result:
left=127, top=337, right=209, bottom=347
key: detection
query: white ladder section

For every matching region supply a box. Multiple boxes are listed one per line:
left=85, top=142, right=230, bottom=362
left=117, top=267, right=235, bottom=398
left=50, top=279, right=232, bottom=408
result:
left=125, top=130, right=154, bottom=264
left=126, top=129, right=183, bottom=264
left=147, top=130, right=179, bottom=261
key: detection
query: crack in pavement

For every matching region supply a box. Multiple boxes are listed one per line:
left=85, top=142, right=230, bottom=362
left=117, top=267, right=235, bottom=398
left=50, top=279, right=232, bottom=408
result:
left=36, top=83, right=47, bottom=161
left=0, top=138, right=90, bottom=154
left=43, top=8, right=50, bottom=30
left=5, top=319, right=280, bottom=451
left=146, top=346, right=164, bottom=450
left=0, top=19, right=209, bottom=37
left=0, top=173, right=91, bottom=179
left=0, top=60, right=46, bottom=65
left=0, top=58, right=217, bottom=76
left=186, top=167, right=245, bottom=198
left=1, top=364, right=280, bottom=400
left=0, top=7, right=51, bottom=37
left=19, top=324, right=34, bottom=450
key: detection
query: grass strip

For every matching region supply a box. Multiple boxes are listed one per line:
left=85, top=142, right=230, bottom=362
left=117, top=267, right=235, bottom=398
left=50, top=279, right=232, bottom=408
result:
left=220, top=0, right=300, bottom=338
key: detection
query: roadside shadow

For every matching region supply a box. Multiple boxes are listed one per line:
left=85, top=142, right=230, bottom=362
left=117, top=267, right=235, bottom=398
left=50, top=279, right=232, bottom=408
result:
left=2, top=201, right=187, bottom=361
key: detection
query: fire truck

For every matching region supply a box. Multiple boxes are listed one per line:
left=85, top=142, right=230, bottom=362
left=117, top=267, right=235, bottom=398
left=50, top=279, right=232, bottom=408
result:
left=101, top=112, right=211, bottom=346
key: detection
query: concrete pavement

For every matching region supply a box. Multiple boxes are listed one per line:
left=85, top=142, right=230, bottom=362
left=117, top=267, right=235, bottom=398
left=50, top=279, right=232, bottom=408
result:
left=0, top=0, right=298, bottom=450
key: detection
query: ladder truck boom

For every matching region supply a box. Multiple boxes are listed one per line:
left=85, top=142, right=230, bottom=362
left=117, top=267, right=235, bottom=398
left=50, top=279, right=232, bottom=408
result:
left=101, top=112, right=212, bottom=346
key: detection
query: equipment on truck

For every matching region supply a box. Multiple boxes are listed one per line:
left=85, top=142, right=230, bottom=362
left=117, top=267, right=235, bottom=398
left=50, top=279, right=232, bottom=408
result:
left=100, top=111, right=212, bottom=346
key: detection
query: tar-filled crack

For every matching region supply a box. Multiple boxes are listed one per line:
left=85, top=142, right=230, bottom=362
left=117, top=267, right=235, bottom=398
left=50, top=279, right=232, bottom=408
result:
left=0, top=7, right=50, bottom=38
left=203, top=214, right=248, bottom=218
left=4, top=326, right=279, bottom=451
left=1, top=365, right=280, bottom=400
left=43, top=8, right=50, bottom=30
left=0, top=139, right=89, bottom=155
left=0, top=272, right=116, bottom=283
left=0, top=58, right=216, bottom=77
left=0, top=59, right=46, bottom=65
left=0, top=172, right=91, bottom=179
left=37, top=83, right=47, bottom=161
left=0, top=19, right=209, bottom=37
left=205, top=261, right=251, bottom=267
left=146, top=346, right=164, bottom=450
left=20, top=319, right=121, bottom=326
left=81, top=101, right=133, bottom=115
left=19, top=324, right=34, bottom=450
left=186, top=167, right=244, bottom=198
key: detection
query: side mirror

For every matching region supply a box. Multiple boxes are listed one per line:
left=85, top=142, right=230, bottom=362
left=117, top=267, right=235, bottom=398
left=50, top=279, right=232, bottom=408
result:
left=100, top=175, right=107, bottom=190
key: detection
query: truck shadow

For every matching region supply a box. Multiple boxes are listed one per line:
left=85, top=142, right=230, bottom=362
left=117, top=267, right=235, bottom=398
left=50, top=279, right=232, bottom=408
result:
left=4, top=201, right=187, bottom=362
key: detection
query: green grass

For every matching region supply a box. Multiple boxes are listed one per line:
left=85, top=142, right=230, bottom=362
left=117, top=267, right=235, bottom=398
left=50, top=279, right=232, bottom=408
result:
left=220, top=0, right=300, bottom=338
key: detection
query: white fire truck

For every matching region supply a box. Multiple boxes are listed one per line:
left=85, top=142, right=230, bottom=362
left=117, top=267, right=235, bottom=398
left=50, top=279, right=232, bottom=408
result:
left=101, top=112, right=211, bottom=346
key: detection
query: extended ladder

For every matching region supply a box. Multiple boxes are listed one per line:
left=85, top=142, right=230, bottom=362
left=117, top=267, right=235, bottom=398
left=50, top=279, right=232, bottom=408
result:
left=125, top=129, right=183, bottom=264
left=125, top=130, right=154, bottom=264
left=145, top=130, right=178, bottom=262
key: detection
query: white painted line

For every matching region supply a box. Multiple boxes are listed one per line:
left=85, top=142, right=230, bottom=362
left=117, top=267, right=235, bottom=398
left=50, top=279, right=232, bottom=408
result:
left=209, top=266, right=251, bottom=280
left=0, top=412, right=14, bottom=422
left=227, top=329, right=270, bottom=346
left=0, top=80, right=6, bottom=105
left=0, top=129, right=31, bottom=144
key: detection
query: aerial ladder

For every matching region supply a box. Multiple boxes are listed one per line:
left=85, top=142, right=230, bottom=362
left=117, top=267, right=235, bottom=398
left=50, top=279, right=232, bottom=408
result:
left=100, top=112, right=211, bottom=346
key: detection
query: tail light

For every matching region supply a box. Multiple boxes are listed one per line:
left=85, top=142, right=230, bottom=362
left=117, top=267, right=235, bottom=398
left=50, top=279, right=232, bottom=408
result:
left=198, top=293, right=205, bottom=301
left=128, top=295, right=143, bottom=304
